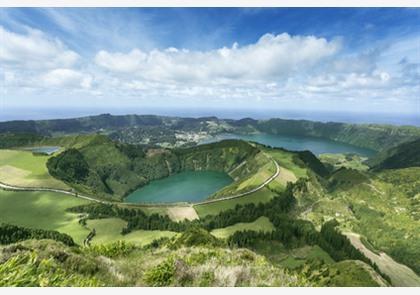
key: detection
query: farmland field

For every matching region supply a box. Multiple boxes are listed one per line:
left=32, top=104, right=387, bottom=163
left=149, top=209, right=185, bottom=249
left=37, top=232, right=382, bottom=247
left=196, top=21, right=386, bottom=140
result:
left=0, top=149, right=68, bottom=189
left=0, top=190, right=89, bottom=244
left=194, top=187, right=275, bottom=218
left=210, top=216, right=274, bottom=239
left=86, top=218, right=177, bottom=246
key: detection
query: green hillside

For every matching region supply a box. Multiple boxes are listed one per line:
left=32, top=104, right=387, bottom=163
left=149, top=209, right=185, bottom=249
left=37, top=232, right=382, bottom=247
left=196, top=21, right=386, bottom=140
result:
left=257, top=119, right=420, bottom=151
left=44, top=137, right=266, bottom=200
left=367, top=138, right=420, bottom=170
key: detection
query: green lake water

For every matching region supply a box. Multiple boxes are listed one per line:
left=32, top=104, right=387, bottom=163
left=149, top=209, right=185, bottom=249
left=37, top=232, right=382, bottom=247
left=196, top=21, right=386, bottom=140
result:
left=125, top=171, right=233, bottom=203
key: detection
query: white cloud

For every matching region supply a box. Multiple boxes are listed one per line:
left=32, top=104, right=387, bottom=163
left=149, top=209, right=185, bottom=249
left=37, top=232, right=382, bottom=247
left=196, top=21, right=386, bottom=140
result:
left=95, top=49, right=147, bottom=73
left=0, top=25, right=79, bottom=70
left=94, top=33, right=340, bottom=81
left=42, top=69, right=92, bottom=89
left=1, top=23, right=418, bottom=114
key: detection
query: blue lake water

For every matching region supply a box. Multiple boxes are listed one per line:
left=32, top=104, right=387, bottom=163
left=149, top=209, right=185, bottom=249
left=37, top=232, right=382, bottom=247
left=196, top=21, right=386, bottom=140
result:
left=125, top=170, right=233, bottom=203
left=200, top=133, right=376, bottom=157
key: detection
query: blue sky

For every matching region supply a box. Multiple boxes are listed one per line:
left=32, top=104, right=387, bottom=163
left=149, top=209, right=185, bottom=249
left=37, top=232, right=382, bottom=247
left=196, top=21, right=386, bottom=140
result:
left=1, top=8, right=419, bottom=115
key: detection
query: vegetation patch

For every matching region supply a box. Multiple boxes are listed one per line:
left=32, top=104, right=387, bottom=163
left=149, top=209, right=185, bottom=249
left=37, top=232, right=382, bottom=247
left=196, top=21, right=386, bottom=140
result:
left=211, top=216, right=274, bottom=240
left=85, top=218, right=177, bottom=246
left=0, top=149, right=68, bottom=189
left=319, top=153, right=369, bottom=172
left=0, top=190, right=89, bottom=244
left=194, top=187, right=275, bottom=218
left=0, top=223, right=75, bottom=246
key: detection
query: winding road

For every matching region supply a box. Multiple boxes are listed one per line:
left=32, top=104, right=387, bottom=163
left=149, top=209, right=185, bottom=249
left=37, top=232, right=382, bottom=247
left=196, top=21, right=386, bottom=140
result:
left=0, top=181, right=109, bottom=204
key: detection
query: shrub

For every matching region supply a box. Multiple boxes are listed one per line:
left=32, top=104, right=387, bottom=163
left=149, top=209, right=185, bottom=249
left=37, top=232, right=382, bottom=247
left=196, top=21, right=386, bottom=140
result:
left=0, top=252, right=101, bottom=287
left=47, top=148, right=90, bottom=183
left=85, top=240, right=136, bottom=258
left=0, top=223, right=75, bottom=246
left=144, top=256, right=176, bottom=286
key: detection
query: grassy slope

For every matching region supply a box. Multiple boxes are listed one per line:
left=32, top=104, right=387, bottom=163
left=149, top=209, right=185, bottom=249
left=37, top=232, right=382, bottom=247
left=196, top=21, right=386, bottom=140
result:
left=263, top=147, right=307, bottom=179
left=250, top=240, right=382, bottom=286
left=330, top=260, right=383, bottom=287
left=253, top=241, right=334, bottom=268
left=302, top=167, right=420, bottom=277
left=210, top=151, right=273, bottom=199
left=210, top=216, right=274, bottom=239
left=367, top=138, right=420, bottom=170
left=319, top=153, right=369, bottom=171
left=86, top=218, right=177, bottom=246
left=346, top=232, right=420, bottom=286
left=0, top=190, right=89, bottom=244
left=194, top=148, right=307, bottom=218
left=0, top=190, right=177, bottom=247
left=0, top=239, right=313, bottom=287
left=0, top=149, right=68, bottom=189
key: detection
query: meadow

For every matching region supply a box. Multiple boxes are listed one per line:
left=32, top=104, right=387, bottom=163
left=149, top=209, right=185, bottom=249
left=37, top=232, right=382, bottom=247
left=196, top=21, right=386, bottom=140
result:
left=210, top=216, right=274, bottom=239
left=0, top=190, right=177, bottom=246
left=194, top=187, right=275, bottom=218
left=0, top=190, right=89, bottom=244
left=86, top=218, right=177, bottom=246
left=0, top=149, right=68, bottom=189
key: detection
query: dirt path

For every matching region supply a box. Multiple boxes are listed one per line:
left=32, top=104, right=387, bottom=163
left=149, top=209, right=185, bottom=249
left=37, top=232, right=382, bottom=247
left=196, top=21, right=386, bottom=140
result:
left=345, top=232, right=420, bottom=286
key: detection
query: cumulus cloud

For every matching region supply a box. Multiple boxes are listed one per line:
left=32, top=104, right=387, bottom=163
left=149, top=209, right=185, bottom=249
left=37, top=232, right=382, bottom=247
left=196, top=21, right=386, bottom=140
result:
left=42, top=69, right=92, bottom=89
left=0, top=26, right=79, bottom=69
left=1, top=22, right=417, bottom=114
left=94, top=33, right=340, bottom=81
left=95, top=49, right=147, bottom=73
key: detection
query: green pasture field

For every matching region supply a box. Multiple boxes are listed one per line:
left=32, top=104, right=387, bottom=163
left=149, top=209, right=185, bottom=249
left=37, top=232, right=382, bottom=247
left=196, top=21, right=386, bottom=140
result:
left=319, top=153, right=369, bottom=171
left=0, top=149, right=68, bottom=189
left=252, top=241, right=334, bottom=269
left=194, top=187, right=275, bottom=218
left=86, top=218, right=177, bottom=246
left=0, top=190, right=89, bottom=244
left=263, top=148, right=307, bottom=179
left=210, top=216, right=274, bottom=239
